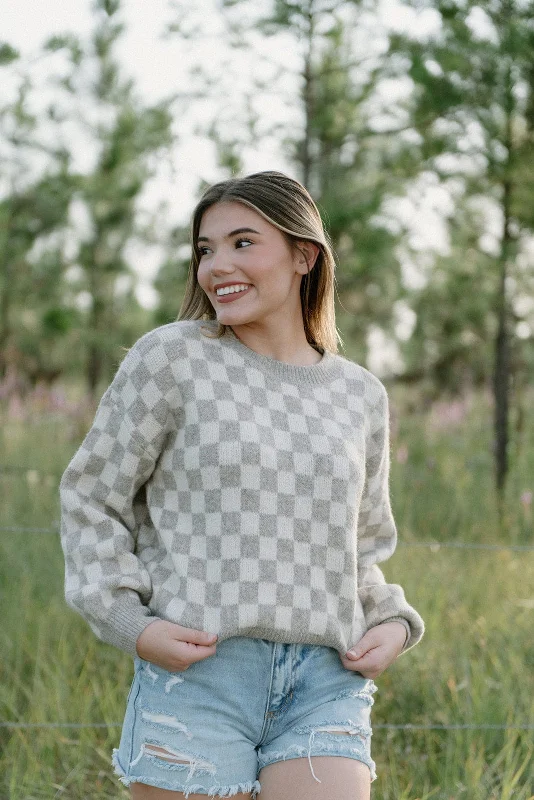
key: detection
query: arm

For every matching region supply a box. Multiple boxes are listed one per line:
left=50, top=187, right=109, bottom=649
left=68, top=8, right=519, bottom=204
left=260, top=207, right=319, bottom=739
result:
left=356, top=379, right=425, bottom=655
left=59, top=331, right=177, bottom=657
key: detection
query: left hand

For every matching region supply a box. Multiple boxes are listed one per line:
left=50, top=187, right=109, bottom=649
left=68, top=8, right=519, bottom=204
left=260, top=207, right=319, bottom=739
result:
left=339, top=621, right=407, bottom=679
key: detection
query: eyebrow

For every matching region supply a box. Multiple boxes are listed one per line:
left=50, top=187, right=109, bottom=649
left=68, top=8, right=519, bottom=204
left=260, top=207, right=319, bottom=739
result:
left=197, top=227, right=262, bottom=243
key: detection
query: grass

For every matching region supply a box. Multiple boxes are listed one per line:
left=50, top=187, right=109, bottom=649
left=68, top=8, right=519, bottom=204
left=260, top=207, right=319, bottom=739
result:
left=0, top=382, right=533, bottom=799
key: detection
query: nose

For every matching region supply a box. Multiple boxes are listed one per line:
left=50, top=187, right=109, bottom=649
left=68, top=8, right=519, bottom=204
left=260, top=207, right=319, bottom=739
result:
left=209, top=249, right=236, bottom=276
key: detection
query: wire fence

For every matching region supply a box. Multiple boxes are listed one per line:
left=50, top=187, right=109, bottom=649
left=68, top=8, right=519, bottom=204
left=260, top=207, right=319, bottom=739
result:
left=2, top=721, right=534, bottom=730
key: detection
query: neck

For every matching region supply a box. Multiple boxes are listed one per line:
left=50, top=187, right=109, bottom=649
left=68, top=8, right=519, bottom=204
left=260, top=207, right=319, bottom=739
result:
left=228, top=325, right=320, bottom=365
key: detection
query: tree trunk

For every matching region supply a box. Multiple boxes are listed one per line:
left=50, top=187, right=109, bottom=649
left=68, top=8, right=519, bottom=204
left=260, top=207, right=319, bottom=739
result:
left=493, top=66, right=515, bottom=523
left=86, top=267, right=106, bottom=399
left=301, top=2, right=314, bottom=188
left=0, top=271, right=10, bottom=379
left=493, top=225, right=509, bottom=512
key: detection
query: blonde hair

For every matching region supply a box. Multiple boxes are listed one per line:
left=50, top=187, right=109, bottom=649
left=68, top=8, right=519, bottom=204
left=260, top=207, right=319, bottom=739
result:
left=177, top=170, right=343, bottom=354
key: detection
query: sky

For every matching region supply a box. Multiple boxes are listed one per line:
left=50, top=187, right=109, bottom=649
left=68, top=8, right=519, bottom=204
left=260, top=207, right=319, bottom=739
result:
left=1, top=0, right=482, bottom=373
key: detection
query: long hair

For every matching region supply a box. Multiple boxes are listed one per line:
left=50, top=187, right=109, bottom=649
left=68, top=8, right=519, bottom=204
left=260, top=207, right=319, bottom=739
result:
left=177, top=170, right=343, bottom=354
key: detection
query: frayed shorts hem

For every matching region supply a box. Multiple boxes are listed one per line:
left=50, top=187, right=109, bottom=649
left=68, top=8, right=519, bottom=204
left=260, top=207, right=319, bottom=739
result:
left=112, top=746, right=377, bottom=795
left=259, top=745, right=377, bottom=784
left=112, top=748, right=263, bottom=798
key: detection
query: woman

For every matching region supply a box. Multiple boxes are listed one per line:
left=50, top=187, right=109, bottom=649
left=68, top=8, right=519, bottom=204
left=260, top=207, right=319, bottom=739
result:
left=59, top=170, right=425, bottom=800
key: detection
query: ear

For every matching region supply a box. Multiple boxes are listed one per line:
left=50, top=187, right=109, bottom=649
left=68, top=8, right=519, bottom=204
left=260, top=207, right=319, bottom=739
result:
left=295, top=241, right=320, bottom=274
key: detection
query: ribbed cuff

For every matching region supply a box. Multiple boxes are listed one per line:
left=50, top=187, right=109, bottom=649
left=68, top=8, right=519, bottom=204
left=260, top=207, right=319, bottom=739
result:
left=106, top=601, right=163, bottom=657
left=358, top=582, right=425, bottom=655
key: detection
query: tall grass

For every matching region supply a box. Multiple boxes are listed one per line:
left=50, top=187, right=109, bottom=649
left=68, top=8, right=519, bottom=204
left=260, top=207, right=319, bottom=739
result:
left=1, top=383, right=533, bottom=799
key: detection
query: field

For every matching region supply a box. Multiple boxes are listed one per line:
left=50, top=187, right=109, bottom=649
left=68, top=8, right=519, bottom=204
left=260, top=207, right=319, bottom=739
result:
left=1, top=381, right=533, bottom=799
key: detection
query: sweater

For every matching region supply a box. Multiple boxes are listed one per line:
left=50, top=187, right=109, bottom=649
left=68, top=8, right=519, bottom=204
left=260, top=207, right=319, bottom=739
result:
left=59, top=319, right=425, bottom=659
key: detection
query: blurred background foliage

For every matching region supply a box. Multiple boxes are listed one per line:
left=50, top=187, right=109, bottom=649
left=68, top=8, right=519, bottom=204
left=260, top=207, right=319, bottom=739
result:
left=1, top=0, right=533, bottom=499
left=1, top=2, right=534, bottom=797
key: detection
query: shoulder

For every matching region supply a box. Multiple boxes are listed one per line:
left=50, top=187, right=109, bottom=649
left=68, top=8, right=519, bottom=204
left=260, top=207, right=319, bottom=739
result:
left=117, top=320, right=209, bottom=368
left=129, top=319, right=206, bottom=351
left=334, top=352, right=388, bottom=409
left=109, top=320, right=210, bottom=399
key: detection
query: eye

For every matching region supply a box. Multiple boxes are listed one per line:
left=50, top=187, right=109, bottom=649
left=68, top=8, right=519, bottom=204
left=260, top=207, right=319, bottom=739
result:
left=235, top=238, right=253, bottom=248
left=198, top=246, right=211, bottom=256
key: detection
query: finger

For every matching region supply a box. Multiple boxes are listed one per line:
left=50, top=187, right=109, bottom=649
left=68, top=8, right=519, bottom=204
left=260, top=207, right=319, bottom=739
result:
left=164, top=641, right=214, bottom=670
left=347, top=666, right=373, bottom=678
left=341, top=658, right=374, bottom=678
left=346, top=647, right=369, bottom=661
left=347, top=649, right=386, bottom=673
left=344, top=655, right=369, bottom=670
left=172, top=625, right=218, bottom=645
left=181, top=642, right=218, bottom=663
left=346, top=640, right=382, bottom=660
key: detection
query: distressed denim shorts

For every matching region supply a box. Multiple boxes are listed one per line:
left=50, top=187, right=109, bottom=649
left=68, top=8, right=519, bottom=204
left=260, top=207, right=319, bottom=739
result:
left=111, top=635, right=378, bottom=797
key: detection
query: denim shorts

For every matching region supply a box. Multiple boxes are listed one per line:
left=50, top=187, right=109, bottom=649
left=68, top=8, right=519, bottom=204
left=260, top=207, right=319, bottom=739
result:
left=111, top=636, right=378, bottom=797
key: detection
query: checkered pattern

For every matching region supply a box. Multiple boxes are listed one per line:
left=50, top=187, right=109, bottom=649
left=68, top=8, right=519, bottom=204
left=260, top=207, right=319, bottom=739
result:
left=59, top=319, right=424, bottom=658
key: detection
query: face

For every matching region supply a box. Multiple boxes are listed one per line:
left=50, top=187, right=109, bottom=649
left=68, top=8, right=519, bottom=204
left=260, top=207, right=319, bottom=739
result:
left=196, top=201, right=318, bottom=332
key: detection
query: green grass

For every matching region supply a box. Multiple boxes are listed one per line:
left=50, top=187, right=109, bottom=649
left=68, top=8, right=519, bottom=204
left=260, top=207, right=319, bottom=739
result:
left=1, top=385, right=533, bottom=799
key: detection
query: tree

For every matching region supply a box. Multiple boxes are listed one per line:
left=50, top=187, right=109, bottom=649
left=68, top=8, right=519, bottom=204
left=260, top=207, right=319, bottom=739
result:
left=167, top=0, right=425, bottom=359
left=386, top=0, right=534, bottom=508
left=0, top=43, right=76, bottom=385
left=1, top=0, right=182, bottom=398
left=45, top=0, right=179, bottom=396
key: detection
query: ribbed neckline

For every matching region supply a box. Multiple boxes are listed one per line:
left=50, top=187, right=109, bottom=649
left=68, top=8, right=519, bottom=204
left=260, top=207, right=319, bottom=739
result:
left=199, top=320, right=343, bottom=387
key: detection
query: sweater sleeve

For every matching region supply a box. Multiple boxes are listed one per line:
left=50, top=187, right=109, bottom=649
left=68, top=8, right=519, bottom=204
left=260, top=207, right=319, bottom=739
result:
left=59, top=331, right=177, bottom=658
left=356, top=379, right=425, bottom=655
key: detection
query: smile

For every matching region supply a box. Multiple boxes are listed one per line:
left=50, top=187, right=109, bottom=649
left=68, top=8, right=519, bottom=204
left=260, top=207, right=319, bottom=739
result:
left=215, top=285, right=253, bottom=303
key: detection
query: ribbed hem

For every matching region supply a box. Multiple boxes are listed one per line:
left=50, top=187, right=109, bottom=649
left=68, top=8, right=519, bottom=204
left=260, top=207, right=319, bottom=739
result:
left=200, top=320, right=344, bottom=386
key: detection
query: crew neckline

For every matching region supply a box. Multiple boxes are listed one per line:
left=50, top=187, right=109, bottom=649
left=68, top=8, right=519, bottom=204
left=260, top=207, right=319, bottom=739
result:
left=200, top=320, right=342, bottom=386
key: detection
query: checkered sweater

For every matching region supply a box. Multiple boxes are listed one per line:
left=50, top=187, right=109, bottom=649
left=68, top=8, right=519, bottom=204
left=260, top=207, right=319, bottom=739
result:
left=59, top=319, right=424, bottom=659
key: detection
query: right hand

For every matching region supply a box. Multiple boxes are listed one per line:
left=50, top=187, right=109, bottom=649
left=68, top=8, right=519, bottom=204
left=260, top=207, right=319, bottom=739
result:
left=135, top=620, right=218, bottom=672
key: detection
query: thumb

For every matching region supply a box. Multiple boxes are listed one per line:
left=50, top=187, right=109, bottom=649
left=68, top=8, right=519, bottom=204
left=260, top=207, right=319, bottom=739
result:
left=346, top=639, right=369, bottom=659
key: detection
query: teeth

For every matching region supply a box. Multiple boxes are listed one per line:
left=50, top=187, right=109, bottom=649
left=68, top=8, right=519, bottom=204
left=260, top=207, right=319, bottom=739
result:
left=216, top=284, right=250, bottom=296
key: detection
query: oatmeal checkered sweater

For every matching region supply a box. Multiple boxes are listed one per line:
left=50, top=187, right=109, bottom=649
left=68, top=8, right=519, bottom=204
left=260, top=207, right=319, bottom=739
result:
left=59, top=319, right=424, bottom=659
